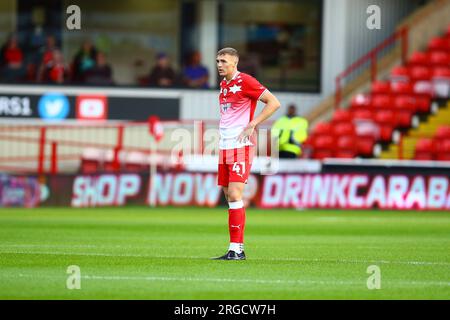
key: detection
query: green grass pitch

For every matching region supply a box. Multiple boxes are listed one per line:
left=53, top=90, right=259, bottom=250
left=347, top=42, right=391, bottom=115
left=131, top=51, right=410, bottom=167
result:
left=0, top=207, right=449, bottom=299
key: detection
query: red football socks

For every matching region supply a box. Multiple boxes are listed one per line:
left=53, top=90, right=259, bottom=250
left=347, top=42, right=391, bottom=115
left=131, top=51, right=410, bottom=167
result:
left=228, top=201, right=245, bottom=243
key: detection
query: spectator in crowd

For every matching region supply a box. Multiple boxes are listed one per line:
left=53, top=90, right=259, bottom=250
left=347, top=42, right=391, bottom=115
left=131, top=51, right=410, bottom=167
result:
left=1, top=34, right=26, bottom=82
left=3, top=34, right=23, bottom=68
left=41, top=50, right=68, bottom=84
left=83, top=51, right=114, bottom=85
left=271, top=104, right=308, bottom=158
left=148, top=52, right=176, bottom=87
left=36, top=35, right=59, bottom=82
left=26, top=24, right=46, bottom=65
left=72, top=40, right=97, bottom=83
left=40, top=35, right=58, bottom=66
left=182, top=51, right=209, bottom=88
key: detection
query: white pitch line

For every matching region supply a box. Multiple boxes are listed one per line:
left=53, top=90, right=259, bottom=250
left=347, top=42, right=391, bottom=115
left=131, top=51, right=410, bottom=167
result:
left=8, top=273, right=450, bottom=287
left=2, top=243, right=448, bottom=251
left=1, top=249, right=450, bottom=267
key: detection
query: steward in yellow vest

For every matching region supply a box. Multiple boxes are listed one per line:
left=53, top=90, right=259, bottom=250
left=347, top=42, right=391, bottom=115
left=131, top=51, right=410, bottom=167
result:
left=271, top=105, right=308, bottom=158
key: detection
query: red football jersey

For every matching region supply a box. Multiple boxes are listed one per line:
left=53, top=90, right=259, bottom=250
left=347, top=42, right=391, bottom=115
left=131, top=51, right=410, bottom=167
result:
left=219, top=71, right=267, bottom=149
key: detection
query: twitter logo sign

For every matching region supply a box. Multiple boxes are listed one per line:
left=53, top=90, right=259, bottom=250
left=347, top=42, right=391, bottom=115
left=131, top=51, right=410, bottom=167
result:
left=38, top=93, right=70, bottom=120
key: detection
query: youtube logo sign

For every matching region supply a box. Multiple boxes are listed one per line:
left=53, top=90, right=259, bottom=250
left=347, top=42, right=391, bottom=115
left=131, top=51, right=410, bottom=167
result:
left=76, top=95, right=108, bottom=120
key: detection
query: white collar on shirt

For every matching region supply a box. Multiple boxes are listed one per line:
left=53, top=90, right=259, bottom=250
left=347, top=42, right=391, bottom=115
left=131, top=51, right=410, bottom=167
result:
left=223, top=71, right=240, bottom=84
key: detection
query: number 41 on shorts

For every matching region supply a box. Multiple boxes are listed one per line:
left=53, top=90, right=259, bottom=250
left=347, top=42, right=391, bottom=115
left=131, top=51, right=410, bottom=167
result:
left=232, top=162, right=245, bottom=177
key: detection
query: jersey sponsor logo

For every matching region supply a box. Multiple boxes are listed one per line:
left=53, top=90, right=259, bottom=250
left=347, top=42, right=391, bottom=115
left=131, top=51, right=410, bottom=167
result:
left=221, top=102, right=231, bottom=113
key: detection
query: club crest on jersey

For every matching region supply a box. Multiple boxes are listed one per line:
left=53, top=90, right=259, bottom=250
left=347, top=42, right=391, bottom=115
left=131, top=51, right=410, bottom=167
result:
left=221, top=103, right=231, bottom=112
left=223, top=88, right=228, bottom=96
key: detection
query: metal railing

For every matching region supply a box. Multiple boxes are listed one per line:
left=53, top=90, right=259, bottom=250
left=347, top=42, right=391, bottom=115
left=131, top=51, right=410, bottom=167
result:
left=0, top=119, right=274, bottom=174
left=335, top=27, right=409, bottom=109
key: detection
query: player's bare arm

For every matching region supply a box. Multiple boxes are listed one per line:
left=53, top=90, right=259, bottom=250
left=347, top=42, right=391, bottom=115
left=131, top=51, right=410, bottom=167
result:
left=237, top=91, right=280, bottom=143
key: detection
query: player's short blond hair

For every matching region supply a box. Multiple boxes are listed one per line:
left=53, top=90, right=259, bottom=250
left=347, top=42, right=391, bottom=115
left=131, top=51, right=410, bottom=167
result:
left=217, top=47, right=239, bottom=64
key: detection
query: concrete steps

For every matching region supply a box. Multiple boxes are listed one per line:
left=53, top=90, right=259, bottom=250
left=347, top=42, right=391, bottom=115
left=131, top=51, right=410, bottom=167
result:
left=379, top=101, right=450, bottom=159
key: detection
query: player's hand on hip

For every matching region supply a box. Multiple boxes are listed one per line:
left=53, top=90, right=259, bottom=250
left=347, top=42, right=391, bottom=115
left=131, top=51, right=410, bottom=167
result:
left=238, top=123, right=256, bottom=144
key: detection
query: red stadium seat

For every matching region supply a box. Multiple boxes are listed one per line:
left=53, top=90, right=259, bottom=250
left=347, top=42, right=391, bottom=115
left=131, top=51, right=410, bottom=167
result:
left=441, top=139, right=450, bottom=152
left=432, top=67, right=450, bottom=98
left=303, top=135, right=314, bottom=146
left=355, top=136, right=376, bottom=157
left=373, top=109, right=395, bottom=127
left=415, top=138, right=434, bottom=151
left=314, top=122, right=332, bottom=136
left=353, top=118, right=380, bottom=140
left=312, top=134, right=335, bottom=160
left=391, top=81, right=413, bottom=95
left=394, top=95, right=417, bottom=113
left=414, top=138, right=434, bottom=160
left=429, top=52, right=450, bottom=68
left=415, top=96, right=431, bottom=113
left=409, top=66, right=432, bottom=82
left=414, top=151, right=434, bottom=161
left=371, top=94, right=392, bottom=110
left=436, top=153, right=450, bottom=161
left=337, top=135, right=355, bottom=149
left=428, top=37, right=450, bottom=53
left=393, top=96, right=415, bottom=128
left=314, top=135, right=335, bottom=149
left=393, top=110, right=413, bottom=129
left=334, top=150, right=357, bottom=159
left=333, top=122, right=355, bottom=136
left=408, top=51, right=429, bottom=68
left=332, top=109, right=352, bottom=123
left=374, top=110, right=395, bottom=142
left=433, top=67, right=450, bottom=78
left=409, top=66, right=433, bottom=97
left=349, top=93, right=371, bottom=111
left=391, top=81, right=431, bottom=110
left=313, top=149, right=334, bottom=160
left=379, top=125, right=394, bottom=142
left=435, top=125, right=450, bottom=139
left=390, top=66, right=409, bottom=83
left=352, top=109, right=374, bottom=121
left=302, top=136, right=315, bottom=157
left=335, top=135, right=357, bottom=158
left=435, top=139, right=450, bottom=161
left=371, top=81, right=391, bottom=95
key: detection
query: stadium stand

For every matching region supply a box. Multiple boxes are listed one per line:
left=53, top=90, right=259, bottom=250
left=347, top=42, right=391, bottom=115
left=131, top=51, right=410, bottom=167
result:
left=380, top=102, right=450, bottom=160
left=306, top=22, right=450, bottom=161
